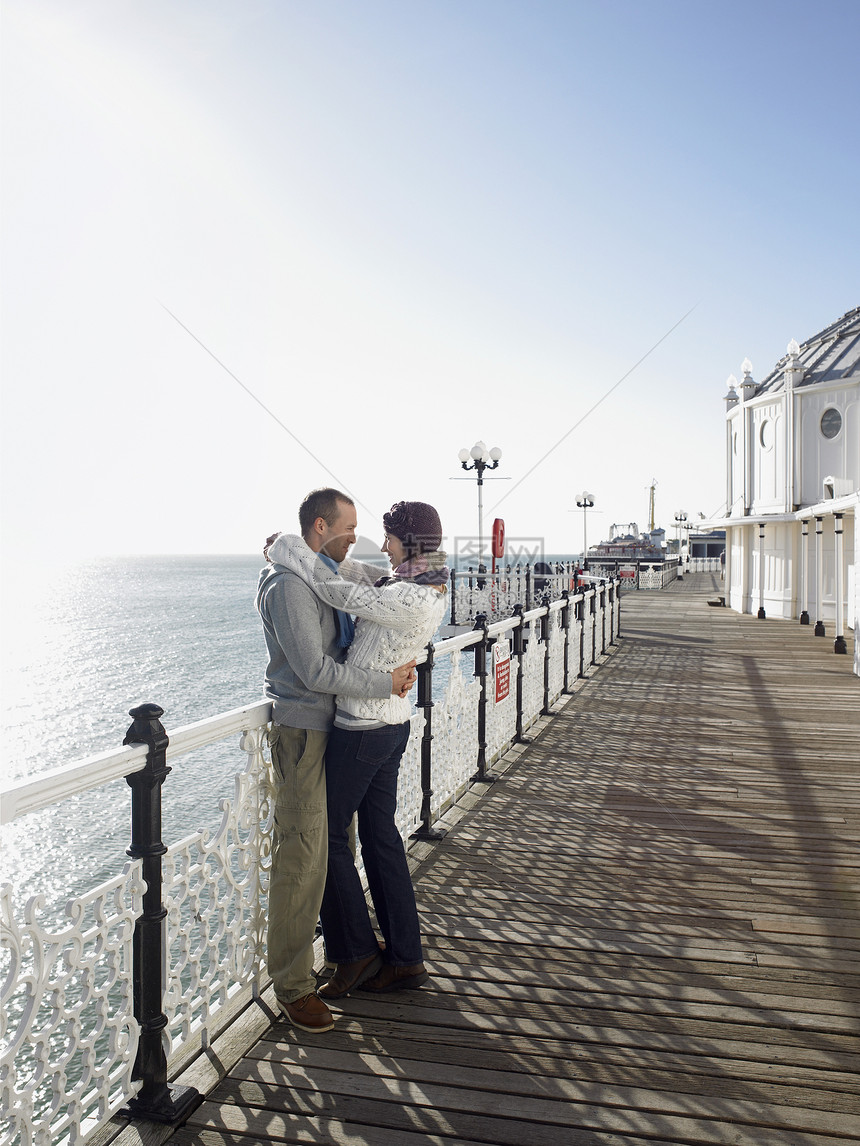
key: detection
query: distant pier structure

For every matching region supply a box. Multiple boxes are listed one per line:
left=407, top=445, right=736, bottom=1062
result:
left=708, top=306, right=859, bottom=675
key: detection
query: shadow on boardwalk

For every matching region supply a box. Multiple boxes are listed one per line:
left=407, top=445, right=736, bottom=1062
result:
left=171, top=576, right=859, bottom=1146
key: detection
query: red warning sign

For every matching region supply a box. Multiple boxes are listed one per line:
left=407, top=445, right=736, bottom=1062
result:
left=494, top=639, right=511, bottom=703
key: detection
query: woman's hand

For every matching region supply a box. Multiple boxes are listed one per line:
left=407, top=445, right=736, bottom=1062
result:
left=391, top=661, right=417, bottom=697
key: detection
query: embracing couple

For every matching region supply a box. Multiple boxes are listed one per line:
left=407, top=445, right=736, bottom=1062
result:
left=255, top=487, right=448, bottom=1033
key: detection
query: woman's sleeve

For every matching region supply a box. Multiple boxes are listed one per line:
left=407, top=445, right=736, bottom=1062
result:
left=338, top=557, right=387, bottom=585
left=304, top=560, right=436, bottom=630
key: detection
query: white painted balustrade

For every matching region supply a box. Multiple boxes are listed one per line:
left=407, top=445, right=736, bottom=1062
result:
left=0, top=583, right=619, bottom=1146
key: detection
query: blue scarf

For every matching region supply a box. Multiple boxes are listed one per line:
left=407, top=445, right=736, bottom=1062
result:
left=318, top=553, right=355, bottom=649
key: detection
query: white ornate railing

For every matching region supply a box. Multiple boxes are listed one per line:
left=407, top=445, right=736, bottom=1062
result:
left=161, top=720, right=274, bottom=1053
left=1, top=583, right=619, bottom=1146
left=586, top=559, right=679, bottom=590
left=1, top=702, right=274, bottom=1146
left=0, top=870, right=143, bottom=1146
left=449, top=562, right=580, bottom=624
left=687, top=557, right=722, bottom=573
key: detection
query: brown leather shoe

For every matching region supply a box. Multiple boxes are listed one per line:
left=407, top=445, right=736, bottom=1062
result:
left=359, top=962, right=429, bottom=993
left=278, top=992, right=334, bottom=1032
left=317, top=952, right=383, bottom=999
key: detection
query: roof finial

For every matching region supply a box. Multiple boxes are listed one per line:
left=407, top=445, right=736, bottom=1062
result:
left=787, top=338, right=800, bottom=359
left=724, top=374, right=739, bottom=409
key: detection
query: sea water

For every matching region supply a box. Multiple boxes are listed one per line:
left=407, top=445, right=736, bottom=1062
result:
left=1, top=555, right=270, bottom=915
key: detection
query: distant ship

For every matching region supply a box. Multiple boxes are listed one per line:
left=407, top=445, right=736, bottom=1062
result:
left=589, top=522, right=667, bottom=562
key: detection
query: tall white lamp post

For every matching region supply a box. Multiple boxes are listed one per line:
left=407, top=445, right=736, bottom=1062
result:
left=458, top=441, right=502, bottom=565
left=576, top=492, right=595, bottom=569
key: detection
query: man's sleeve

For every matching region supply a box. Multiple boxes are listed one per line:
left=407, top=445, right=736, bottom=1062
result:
left=266, top=574, right=391, bottom=699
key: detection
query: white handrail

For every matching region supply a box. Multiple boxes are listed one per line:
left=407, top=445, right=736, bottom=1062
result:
left=166, top=699, right=272, bottom=758
left=0, top=701, right=273, bottom=827
left=1, top=742, right=149, bottom=825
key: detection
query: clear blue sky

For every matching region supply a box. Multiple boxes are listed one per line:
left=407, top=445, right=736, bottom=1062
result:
left=2, top=0, right=858, bottom=564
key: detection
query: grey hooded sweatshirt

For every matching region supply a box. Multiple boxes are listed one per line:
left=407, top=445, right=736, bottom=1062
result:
left=255, top=538, right=391, bottom=731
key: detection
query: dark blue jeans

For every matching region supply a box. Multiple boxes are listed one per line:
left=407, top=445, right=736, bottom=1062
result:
left=319, top=721, right=423, bottom=966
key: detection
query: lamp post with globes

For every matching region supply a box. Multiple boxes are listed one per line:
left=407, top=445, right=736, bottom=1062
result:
left=575, top=492, right=595, bottom=570
left=457, top=441, right=502, bottom=565
left=674, top=511, right=688, bottom=577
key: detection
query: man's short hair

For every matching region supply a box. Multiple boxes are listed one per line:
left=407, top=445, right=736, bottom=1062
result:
left=299, top=488, right=354, bottom=538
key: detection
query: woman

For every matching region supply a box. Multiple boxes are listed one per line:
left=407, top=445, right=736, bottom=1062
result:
left=265, top=501, right=448, bottom=997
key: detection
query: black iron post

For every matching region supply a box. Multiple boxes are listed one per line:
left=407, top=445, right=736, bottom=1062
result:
left=411, top=645, right=446, bottom=840
left=560, top=589, right=572, bottom=693
left=123, top=704, right=198, bottom=1125
left=540, top=597, right=552, bottom=715
left=512, top=604, right=530, bottom=744
left=525, top=565, right=533, bottom=610
left=577, top=595, right=586, bottom=678
left=608, top=582, right=615, bottom=645
left=600, top=582, right=607, bottom=654
left=449, top=568, right=458, bottom=627
left=590, top=591, right=597, bottom=665
left=616, top=580, right=623, bottom=639
left=471, top=614, right=496, bottom=782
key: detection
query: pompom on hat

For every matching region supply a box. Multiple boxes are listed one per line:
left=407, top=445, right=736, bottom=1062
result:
left=382, top=501, right=443, bottom=556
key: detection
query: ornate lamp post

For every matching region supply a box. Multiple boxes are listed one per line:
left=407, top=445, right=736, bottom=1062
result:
left=674, top=511, right=688, bottom=578
left=458, top=441, right=502, bottom=565
left=576, top=492, right=595, bottom=569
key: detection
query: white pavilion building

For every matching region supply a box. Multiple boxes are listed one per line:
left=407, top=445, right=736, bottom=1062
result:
left=717, top=306, right=859, bottom=675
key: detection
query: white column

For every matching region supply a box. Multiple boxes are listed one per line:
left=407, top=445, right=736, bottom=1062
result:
left=814, top=516, right=825, bottom=636
left=783, top=340, right=803, bottom=513
left=757, top=522, right=766, bottom=619
left=834, top=514, right=847, bottom=654
left=799, top=519, right=810, bottom=624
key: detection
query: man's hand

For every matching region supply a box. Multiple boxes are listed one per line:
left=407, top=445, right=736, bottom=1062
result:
left=264, top=532, right=279, bottom=562
left=391, top=660, right=417, bottom=697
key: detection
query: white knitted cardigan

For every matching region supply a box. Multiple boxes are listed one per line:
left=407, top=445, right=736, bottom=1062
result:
left=266, top=533, right=448, bottom=725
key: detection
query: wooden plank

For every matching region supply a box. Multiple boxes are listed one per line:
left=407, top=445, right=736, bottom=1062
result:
left=250, top=1033, right=860, bottom=1111
left=311, top=995, right=860, bottom=1070
left=420, top=938, right=860, bottom=997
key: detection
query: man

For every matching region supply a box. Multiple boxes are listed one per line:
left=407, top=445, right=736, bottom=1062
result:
left=256, top=487, right=416, bottom=1032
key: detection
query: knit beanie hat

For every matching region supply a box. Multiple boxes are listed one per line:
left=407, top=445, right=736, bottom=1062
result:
left=382, top=501, right=443, bottom=556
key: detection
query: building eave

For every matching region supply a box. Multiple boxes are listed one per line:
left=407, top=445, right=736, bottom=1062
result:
left=698, top=512, right=796, bottom=529
left=796, top=492, right=859, bottom=519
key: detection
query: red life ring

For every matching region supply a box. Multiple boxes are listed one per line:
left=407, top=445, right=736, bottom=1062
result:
left=491, top=517, right=505, bottom=559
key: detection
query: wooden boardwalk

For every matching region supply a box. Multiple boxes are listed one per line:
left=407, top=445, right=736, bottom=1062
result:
left=170, top=576, right=860, bottom=1146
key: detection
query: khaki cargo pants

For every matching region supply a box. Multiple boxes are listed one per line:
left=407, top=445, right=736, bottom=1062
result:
left=267, top=724, right=329, bottom=1004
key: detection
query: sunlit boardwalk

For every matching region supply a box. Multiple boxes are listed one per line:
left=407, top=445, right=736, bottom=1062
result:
left=166, top=574, right=859, bottom=1146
